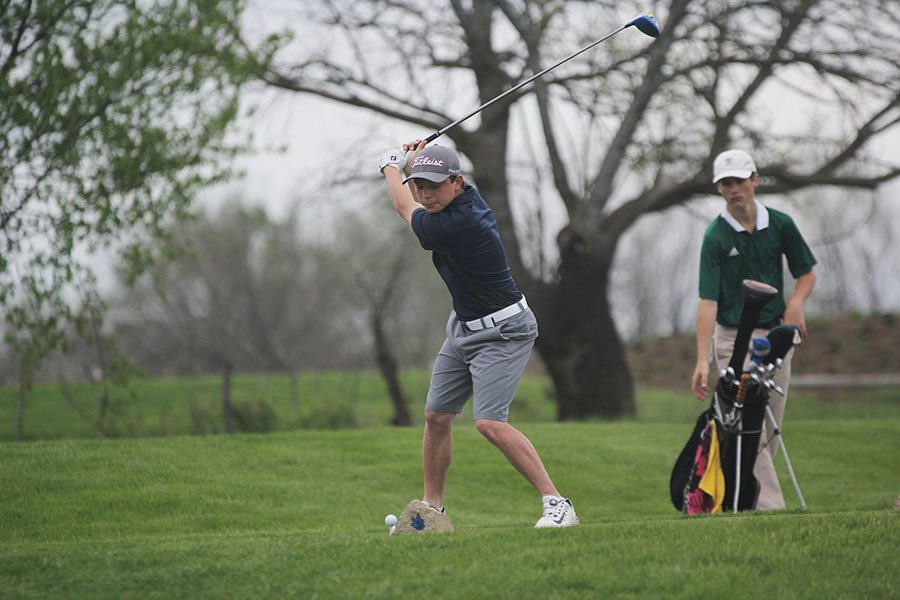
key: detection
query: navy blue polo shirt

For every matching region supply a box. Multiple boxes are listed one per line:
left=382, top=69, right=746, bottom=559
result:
left=411, top=184, right=522, bottom=321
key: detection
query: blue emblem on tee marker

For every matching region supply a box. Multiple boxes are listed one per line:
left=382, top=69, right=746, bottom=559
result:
left=411, top=512, right=425, bottom=531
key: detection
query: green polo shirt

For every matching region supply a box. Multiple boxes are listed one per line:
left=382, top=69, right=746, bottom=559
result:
left=698, top=202, right=817, bottom=327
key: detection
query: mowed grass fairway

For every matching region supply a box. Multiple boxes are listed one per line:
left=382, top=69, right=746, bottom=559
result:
left=2, top=409, right=899, bottom=598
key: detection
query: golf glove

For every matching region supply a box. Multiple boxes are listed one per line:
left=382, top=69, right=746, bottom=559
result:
left=379, top=148, right=406, bottom=174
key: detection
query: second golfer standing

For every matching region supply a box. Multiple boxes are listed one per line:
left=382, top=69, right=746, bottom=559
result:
left=691, top=149, right=817, bottom=510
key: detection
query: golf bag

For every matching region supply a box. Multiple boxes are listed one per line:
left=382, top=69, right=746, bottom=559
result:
left=670, top=281, right=803, bottom=514
left=669, top=374, right=771, bottom=513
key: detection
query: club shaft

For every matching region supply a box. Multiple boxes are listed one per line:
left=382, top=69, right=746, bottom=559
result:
left=733, top=424, right=742, bottom=513
left=765, top=406, right=807, bottom=509
left=425, top=24, right=628, bottom=143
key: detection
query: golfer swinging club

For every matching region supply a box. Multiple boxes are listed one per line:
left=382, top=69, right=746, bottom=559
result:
left=380, top=140, right=578, bottom=528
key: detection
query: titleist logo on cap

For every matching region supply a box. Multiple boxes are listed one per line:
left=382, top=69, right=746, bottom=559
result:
left=412, top=156, right=444, bottom=167
left=401, top=144, right=461, bottom=184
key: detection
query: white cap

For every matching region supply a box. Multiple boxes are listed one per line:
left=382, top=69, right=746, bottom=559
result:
left=713, top=149, right=757, bottom=183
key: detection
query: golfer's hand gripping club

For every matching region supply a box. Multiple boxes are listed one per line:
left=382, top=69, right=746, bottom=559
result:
left=379, top=148, right=407, bottom=174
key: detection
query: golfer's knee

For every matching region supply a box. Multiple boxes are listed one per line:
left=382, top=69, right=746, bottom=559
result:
left=475, top=419, right=507, bottom=444
left=425, top=411, right=454, bottom=434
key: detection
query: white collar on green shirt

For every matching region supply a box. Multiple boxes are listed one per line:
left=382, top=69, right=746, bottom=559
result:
left=721, top=199, right=769, bottom=232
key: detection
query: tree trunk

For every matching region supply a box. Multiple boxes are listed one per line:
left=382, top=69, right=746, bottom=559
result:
left=372, top=314, right=412, bottom=426
left=222, top=359, right=235, bottom=434
left=466, top=127, right=636, bottom=419
left=16, top=383, right=26, bottom=441
left=532, top=226, right=635, bottom=419
left=289, top=369, right=299, bottom=417
left=89, top=308, right=110, bottom=419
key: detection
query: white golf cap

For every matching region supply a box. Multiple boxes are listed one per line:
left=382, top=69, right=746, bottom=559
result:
left=712, top=149, right=757, bottom=183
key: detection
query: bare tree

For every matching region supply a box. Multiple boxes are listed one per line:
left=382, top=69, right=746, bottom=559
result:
left=112, top=195, right=447, bottom=425
left=333, top=198, right=449, bottom=426
left=799, top=189, right=900, bottom=316
left=853, top=204, right=899, bottom=313
left=347, top=231, right=415, bottom=426
left=255, top=0, right=900, bottom=417
left=0, top=328, right=11, bottom=386
left=114, top=201, right=328, bottom=431
left=612, top=208, right=703, bottom=343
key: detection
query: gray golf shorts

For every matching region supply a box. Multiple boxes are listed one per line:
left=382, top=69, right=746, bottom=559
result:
left=425, top=309, right=538, bottom=421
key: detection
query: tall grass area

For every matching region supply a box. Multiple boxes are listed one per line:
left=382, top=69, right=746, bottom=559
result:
left=0, top=370, right=556, bottom=440
left=3, top=370, right=899, bottom=441
left=1, top=381, right=898, bottom=598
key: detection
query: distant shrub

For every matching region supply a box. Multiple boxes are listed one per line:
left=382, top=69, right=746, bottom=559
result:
left=300, top=402, right=357, bottom=430
left=858, top=319, right=875, bottom=340
left=827, top=335, right=843, bottom=355
left=232, top=399, right=279, bottom=433
left=188, top=400, right=220, bottom=435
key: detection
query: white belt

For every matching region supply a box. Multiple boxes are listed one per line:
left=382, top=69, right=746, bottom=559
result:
left=464, top=297, right=528, bottom=331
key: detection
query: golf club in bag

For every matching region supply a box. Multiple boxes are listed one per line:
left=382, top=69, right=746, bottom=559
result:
left=669, top=280, right=807, bottom=513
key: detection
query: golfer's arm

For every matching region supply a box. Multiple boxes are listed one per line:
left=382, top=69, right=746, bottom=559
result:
left=788, top=269, right=817, bottom=307
left=695, top=299, right=718, bottom=366
left=384, top=168, right=421, bottom=225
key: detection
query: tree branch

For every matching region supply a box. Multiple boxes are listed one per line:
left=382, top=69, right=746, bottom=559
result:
left=811, top=94, right=900, bottom=178
left=585, top=0, right=691, bottom=224
left=260, top=67, right=454, bottom=136
left=0, top=0, right=32, bottom=77
left=710, top=0, right=818, bottom=155
left=495, top=0, right=580, bottom=214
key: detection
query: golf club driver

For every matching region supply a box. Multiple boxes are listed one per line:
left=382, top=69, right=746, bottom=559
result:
left=422, top=11, right=661, bottom=144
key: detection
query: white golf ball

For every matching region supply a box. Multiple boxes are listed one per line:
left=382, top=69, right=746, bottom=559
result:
left=384, top=514, right=398, bottom=527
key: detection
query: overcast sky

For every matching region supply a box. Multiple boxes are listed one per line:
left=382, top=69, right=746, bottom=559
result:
left=208, top=1, right=900, bottom=226
left=180, top=0, right=900, bottom=324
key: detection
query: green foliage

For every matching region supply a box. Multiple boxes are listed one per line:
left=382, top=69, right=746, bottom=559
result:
left=0, top=419, right=897, bottom=597
left=826, top=335, right=843, bottom=355
left=176, top=396, right=280, bottom=435
left=3, top=370, right=900, bottom=441
left=0, top=370, right=553, bottom=440
left=231, top=398, right=279, bottom=433
left=298, top=400, right=358, bottom=430
left=186, top=398, right=220, bottom=436
left=0, top=0, right=285, bottom=381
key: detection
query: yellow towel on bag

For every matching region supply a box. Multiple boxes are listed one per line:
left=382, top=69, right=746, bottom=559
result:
left=698, top=420, right=725, bottom=513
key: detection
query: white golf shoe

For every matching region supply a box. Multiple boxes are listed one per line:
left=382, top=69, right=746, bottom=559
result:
left=535, top=496, right=580, bottom=528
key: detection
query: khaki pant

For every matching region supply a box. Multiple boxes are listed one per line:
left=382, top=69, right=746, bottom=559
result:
left=713, top=324, right=793, bottom=510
